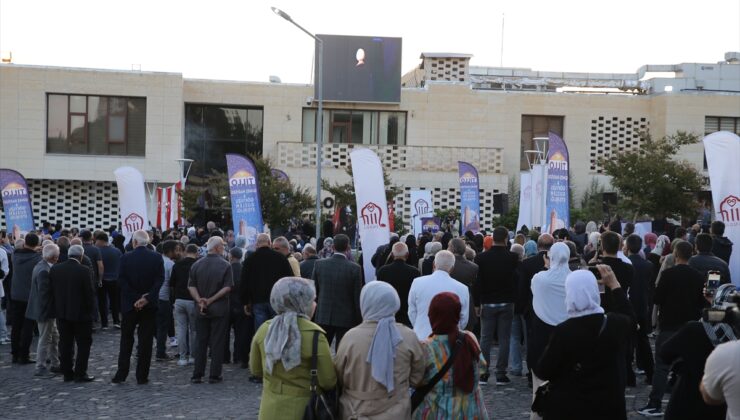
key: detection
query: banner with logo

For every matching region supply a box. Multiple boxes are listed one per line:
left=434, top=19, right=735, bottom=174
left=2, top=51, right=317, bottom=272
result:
left=351, top=148, right=390, bottom=282
left=703, top=131, right=740, bottom=284
left=226, top=154, right=264, bottom=249
left=156, top=181, right=182, bottom=230
left=516, top=171, right=532, bottom=233
left=410, top=189, right=433, bottom=236
left=544, top=132, right=570, bottom=233
left=0, top=169, right=35, bottom=237
left=420, top=217, right=441, bottom=234
left=271, top=168, right=289, bottom=183
left=458, top=161, right=481, bottom=234
left=114, top=166, right=149, bottom=244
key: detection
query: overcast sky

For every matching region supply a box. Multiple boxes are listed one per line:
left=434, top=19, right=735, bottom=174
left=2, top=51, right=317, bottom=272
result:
left=2, top=0, right=738, bottom=83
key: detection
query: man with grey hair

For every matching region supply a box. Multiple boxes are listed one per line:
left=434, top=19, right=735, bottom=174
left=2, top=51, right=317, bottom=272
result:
left=377, top=242, right=420, bottom=327
left=421, top=241, right=443, bottom=275
left=112, top=230, right=164, bottom=385
left=299, top=244, right=318, bottom=279
left=188, top=236, right=233, bottom=384
left=273, top=236, right=300, bottom=277
left=407, top=250, right=470, bottom=340
left=50, top=244, right=95, bottom=382
left=448, top=238, right=479, bottom=332
left=26, top=243, right=61, bottom=376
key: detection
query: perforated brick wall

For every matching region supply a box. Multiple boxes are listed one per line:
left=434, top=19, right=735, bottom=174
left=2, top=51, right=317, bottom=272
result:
left=394, top=186, right=500, bottom=233
left=589, top=116, right=649, bottom=173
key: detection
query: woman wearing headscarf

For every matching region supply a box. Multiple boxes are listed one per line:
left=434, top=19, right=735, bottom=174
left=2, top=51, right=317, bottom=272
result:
left=585, top=221, right=598, bottom=236
left=405, top=235, right=420, bottom=269
left=643, top=233, right=658, bottom=255
left=657, top=284, right=736, bottom=420
left=250, top=277, right=337, bottom=420
left=582, top=232, right=601, bottom=263
left=421, top=242, right=443, bottom=276
left=524, top=239, right=538, bottom=258
left=318, top=237, right=334, bottom=259
left=534, top=267, right=635, bottom=420
left=413, top=292, right=489, bottom=419
left=335, top=281, right=426, bottom=419
left=528, top=242, right=572, bottom=410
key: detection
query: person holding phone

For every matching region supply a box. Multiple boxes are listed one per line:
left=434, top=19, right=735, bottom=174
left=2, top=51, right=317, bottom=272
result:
left=689, top=233, right=732, bottom=285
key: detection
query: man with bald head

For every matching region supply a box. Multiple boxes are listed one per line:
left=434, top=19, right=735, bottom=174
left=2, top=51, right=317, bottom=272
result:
left=240, top=233, right=293, bottom=332
left=377, top=242, right=421, bottom=327
left=407, top=250, right=470, bottom=340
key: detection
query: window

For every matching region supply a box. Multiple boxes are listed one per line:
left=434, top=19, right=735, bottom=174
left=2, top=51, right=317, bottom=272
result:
left=184, top=104, right=264, bottom=180
left=301, top=108, right=406, bottom=145
left=46, top=93, right=146, bottom=156
left=704, top=116, right=740, bottom=169
left=520, top=115, right=564, bottom=170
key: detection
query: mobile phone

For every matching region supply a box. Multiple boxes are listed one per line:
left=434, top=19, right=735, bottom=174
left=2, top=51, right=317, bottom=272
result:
left=706, top=271, right=721, bottom=296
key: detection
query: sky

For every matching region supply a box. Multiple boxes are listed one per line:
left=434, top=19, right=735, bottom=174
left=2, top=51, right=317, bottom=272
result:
left=1, top=0, right=739, bottom=84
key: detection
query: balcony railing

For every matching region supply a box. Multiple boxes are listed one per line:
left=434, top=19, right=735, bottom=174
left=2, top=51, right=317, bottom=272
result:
left=276, top=142, right=503, bottom=173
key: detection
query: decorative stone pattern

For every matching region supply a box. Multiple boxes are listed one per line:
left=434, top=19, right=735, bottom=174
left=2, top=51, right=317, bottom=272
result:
left=589, top=116, right=649, bottom=173
left=394, top=186, right=501, bottom=233
left=0, top=179, right=120, bottom=231
left=278, top=143, right=504, bottom=174
left=424, top=57, right=469, bottom=82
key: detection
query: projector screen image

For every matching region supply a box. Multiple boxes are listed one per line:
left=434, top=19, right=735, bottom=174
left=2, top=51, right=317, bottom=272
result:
left=316, top=35, right=402, bottom=103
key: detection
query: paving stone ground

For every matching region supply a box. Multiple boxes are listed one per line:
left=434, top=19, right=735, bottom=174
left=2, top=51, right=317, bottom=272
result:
left=0, top=329, right=654, bottom=419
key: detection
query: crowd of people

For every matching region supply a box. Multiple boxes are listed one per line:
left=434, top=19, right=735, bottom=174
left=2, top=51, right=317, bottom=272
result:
left=0, top=217, right=737, bottom=419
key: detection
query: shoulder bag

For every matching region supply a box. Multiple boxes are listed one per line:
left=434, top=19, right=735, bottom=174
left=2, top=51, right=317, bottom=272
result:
left=411, top=334, right=464, bottom=412
left=303, top=331, right=338, bottom=420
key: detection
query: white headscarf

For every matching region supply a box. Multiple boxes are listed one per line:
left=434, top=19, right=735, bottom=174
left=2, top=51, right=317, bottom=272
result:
left=565, top=270, right=605, bottom=319
left=585, top=221, right=598, bottom=235
left=264, top=277, right=316, bottom=374
left=531, top=242, right=571, bottom=326
left=360, top=281, right=403, bottom=393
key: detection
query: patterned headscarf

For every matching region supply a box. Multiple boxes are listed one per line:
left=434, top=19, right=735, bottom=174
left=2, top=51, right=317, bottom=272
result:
left=264, top=277, right=316, bottom=374
left=702, top=284, right=738, bottom=346
left=360, top=281, right=403, bottom=392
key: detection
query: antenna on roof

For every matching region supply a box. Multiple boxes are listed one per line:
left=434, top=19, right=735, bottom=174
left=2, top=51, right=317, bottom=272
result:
left=500, top=14, right=505, bottom=67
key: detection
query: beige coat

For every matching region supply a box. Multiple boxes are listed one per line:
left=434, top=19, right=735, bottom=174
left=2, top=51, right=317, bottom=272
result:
left=335, top=321, right=426, bottom=420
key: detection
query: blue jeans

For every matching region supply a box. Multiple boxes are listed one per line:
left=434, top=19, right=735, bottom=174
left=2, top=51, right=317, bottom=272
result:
left=508, top=314, right=527, bottom=375
left=252, top=303, right=275, bottom=332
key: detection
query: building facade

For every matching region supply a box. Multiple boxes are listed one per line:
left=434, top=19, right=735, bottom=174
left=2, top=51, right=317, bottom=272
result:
left=1, top=52, right=739, bottom=232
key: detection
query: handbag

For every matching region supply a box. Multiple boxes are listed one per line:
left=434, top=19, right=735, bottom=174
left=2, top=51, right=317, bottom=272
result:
left=411, top=334, right=464, bottom=412
left=531, top=316, right=608, bottom=416
left=303, top=331, right=338, bottom=420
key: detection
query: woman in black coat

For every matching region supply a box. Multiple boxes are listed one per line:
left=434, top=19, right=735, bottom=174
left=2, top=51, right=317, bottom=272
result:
left=535, top=266, right=636, bottom=420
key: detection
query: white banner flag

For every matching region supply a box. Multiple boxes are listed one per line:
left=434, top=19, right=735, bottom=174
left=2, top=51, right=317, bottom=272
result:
left=531, top=163, right=547, bottom=229
left=114, top=166, right=149, bottom=244
left=410, top=190, right=433, bottom=236
left=703, top=131, right=740, bottom=285
left=351, top=148, right=391, bottom=282
left=516, top=171, right=532, bottom=233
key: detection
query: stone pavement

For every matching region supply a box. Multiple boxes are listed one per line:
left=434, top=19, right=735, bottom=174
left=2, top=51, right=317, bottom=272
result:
left=0, top=329, right=654, bottom=419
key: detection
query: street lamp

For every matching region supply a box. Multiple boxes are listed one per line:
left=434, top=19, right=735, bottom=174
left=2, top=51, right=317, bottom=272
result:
left=271, top=7, right=324, bottom=240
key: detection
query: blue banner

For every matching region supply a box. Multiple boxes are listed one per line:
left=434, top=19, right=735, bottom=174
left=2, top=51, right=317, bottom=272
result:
left=545, top=132, right=570, bottom=233
left=226, top=154, right=263, bottom=248
left=458, top=161, right=481, bottom=234
left=0, top=169, right=35, bottom=237
left=420, top=217, right=441, bottom=234
left=271, top=168, right=289, bottom=183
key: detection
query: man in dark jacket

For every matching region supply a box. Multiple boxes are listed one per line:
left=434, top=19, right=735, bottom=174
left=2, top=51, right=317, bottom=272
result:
left=376, top=242, right=420, bottom=327
left=299, top=245, right=319, bottom=279
left=50, top=245, right=95, bottom=382
left=26, top=244, right=61, bottom=376
left=312, top=234, right=363, bottom=347
left=625, top=234, right=654, bottom=384
left=710, top=221, right=733, bottom=265
left=595, top=231, right=634, bottom=312
left=690, top=233, right=732, bottom=284
left=473, top=226, right=519, bottom=385
left=112, top=230, right=164, bottom=385
left=240, top=233, right=294, bottom=331
left=225, top=247, right=248, bottom=366
left=10, top=233, right=42, bottom=364
left=448, top=238, right=478, bottom=331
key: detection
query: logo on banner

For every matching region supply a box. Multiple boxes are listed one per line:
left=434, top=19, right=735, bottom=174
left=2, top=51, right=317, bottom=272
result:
left=718, top=195, right=740, bottom=225
left=230, top=170, right=256, bottom=187
left=422, top=218, right=441, bottom=233
left=360, top=202, right=387, bottom=228
left=523, top=185, right=532, bottom=200
left=460, top=171, right=478, bottom=184
left=414, top=199, right=430, bottom=215
left=124, top=213, right=145, bottom=233
left=548, top=152, right=568, bottom=170
left=1, top=182, right=26, bottom=198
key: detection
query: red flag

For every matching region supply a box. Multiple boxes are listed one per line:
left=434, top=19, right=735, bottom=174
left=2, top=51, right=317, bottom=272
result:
left=388, top=201, right=395, bottom=232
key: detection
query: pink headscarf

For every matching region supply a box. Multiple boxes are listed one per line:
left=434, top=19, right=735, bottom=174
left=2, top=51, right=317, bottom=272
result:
left=644, top=233, right=658, bottom=251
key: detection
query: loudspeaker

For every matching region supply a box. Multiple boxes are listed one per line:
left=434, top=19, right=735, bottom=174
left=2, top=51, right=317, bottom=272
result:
left=602, top=192, right=617, bottom=213
left=493, top=193, right=509, bottom=214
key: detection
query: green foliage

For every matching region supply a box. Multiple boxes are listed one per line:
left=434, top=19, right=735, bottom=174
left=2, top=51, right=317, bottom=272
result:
left=180, top=155, right=314, bottom=230
left=491, top=204, right=519, bottom=231
left=600, top=131, right=703, bottom=221
left=574, top=178, right=607, bottom=223
left=433, top=207, right=459, bottom=220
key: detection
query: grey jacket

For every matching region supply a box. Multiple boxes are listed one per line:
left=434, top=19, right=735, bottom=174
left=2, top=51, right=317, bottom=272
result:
left=10, top=248, right=42, bottom=302
left=26, top=260, right=54, bottom=321
left=449, top=255, right=479, bottom=331
left=688, top=252, right=732, bottom=284
left=312, top=254, right=363, bottom=328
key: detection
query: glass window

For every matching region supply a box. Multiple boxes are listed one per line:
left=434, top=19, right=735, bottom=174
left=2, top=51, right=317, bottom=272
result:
left=46, top=93, right=146, bottom=156
left=302, top=108, right=406, bottom=145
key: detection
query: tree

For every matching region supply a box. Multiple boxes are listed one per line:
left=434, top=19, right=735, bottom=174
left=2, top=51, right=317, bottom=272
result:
left=600, top=131, right=703, bottom=221
left=571, top=178, right=607, bottom=223
left=180, top=155, right=314, bottom=231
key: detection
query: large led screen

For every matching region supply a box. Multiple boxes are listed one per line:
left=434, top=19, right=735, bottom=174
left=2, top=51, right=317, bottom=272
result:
left=316, top=35, right=402, bottom=103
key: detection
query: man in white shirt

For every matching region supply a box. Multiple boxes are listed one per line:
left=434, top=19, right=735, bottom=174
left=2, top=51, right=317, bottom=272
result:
left=408, top=250, right=469, bottom=340
left=701, top=339, right=740, bottom=420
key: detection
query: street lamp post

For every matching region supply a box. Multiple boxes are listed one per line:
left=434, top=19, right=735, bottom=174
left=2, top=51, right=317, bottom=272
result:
left=271, top=7, right=324, bottom=241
